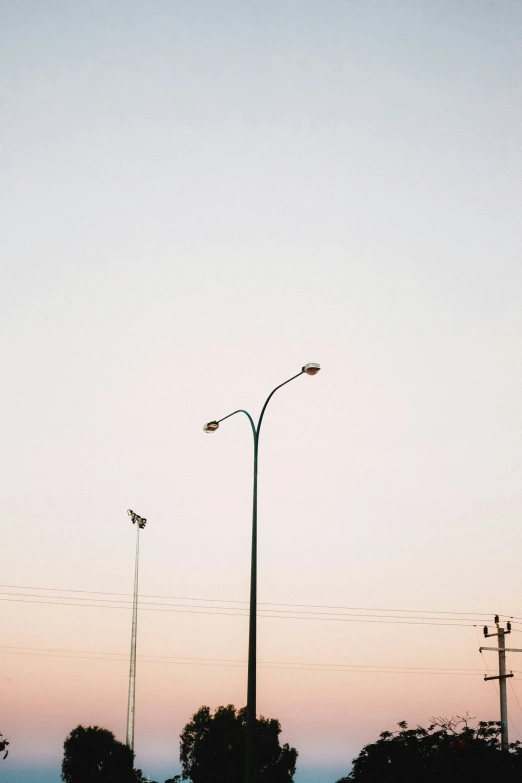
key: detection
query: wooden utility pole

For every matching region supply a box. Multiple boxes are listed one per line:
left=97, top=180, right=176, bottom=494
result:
left=479, top=615, right=521, bottom=750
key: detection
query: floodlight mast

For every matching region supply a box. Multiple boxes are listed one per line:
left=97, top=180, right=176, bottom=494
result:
left=126, top=509, right=147, bottom=751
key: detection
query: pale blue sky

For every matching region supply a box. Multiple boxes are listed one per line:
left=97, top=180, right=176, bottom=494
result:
left=1, top=2, right=521, bottom=782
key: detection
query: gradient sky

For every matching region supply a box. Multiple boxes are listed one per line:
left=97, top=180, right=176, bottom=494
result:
left=1, top=1, right=522, bottom=781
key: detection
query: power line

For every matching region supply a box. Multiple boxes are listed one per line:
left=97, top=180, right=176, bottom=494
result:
left=0, top=590, right=500, bottom=624
left=0, top=586, right=507, bottom=627
left=0, top=644, right=493, bottom=676
left=509, top=680, right=522, bottom=713
left=0, top=643, right=489, bottom=669
left=0, top=583, right=505, bottom=619
left=0, top=596, right=482, bottom=627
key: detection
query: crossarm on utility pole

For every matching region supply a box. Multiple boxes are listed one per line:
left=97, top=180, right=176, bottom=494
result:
left=480, top=647, right=522, bottom=653
left=485, top=674, right=514, bottom=681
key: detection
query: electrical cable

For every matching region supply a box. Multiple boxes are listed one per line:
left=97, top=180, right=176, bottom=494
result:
left=0, top=583, right=506, bottom=619
left=0, top=644, right=494, bottom=676
left=0, top=596, right=481, bottom=626
left=0, top=590, right=500, bottom=624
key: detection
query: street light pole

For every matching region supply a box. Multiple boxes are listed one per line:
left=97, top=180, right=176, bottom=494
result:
left=203, top=363, right=320, bottom=783
left=126, top=508, right=147, bottom=752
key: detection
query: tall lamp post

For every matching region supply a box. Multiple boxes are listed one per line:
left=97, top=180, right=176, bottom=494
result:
left=126, top=508, right=147, bottom=752
left=203, top=362, right=320, bottom=783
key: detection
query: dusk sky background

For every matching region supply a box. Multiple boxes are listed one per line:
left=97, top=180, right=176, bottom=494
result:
left=1, top=1, right=522, bottom=781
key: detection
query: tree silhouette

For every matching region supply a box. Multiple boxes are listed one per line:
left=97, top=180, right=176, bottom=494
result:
left=0, top=732, right=9, bottom=760
left=336, top=715, right=522, bottom=782
left=61, top=726, right=139, bottom=783
left=135, top=771, right=158, bottom=783
left=179, top=705, right=298, bottom=783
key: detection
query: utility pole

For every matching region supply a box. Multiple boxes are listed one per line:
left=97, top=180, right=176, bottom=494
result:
left=479, top=615, right=522, bottom=750
left=126, top=509, right=147, bottom=752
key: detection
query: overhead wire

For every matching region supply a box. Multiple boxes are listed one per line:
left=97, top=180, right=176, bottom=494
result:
left=0, top=583, right=508, bottom=619
left=0, top=589, right=495, bottom=621
left=0, top=585, right=512, bottom=630
left=0, top=644, right=495, bottom=677
left=0, top=595, right=487, bottom=627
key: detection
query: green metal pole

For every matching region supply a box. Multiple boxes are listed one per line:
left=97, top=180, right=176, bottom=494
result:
left=245, top=370, right=303, bottom=783
left=245, top=430, right=258, bottom=783
left=205, top=370, right=309, bottom=783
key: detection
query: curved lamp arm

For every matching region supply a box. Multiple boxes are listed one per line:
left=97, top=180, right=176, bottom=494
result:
left=256, top=370, right=304, bottom=437
left=216, top=409, right=256, bottom=439
left=203, top=364, right=320, bottom=441
left=204, top=409, right=256, bottom=438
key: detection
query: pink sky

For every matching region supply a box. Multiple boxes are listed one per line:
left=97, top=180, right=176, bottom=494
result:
left=2, top=1, right=522, bottom=781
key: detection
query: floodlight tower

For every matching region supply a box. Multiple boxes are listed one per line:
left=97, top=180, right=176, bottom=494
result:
left=126, top=508, right=147, bottom=751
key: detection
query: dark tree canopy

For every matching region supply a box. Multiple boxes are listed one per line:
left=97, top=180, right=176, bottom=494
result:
left=61, top=726, right=138, bottom=783
left=0, top=732, right=9, bottom=760
left=337, top=716, right=522, bottom=783
left=179, top=705, right=298, bottom=783
left=135, top=771, right=159, bottom=783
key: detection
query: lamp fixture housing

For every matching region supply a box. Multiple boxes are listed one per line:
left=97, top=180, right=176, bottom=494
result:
left=127, top=509, right=147, bottom=529
left=303, top=362, right=321, bottom=375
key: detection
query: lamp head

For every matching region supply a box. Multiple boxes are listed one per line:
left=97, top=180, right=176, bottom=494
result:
left=303, top=362, right=321, bottom=376
left=203, top=421, right=219, bottom=433
left=127, top=509, right=147, bottom=529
